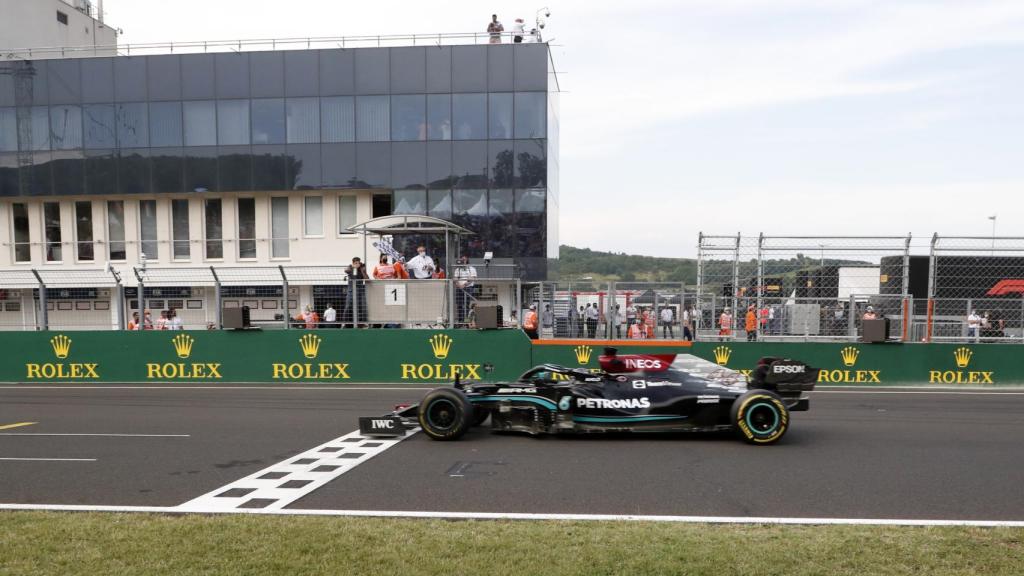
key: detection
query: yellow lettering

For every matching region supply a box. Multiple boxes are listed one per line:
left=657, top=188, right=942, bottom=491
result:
left=26, top=364, right=40, bottom=379
left=928, top=370, right=941, bottom=383
left=272, top=364, right=285, bottom=378
left=333, top=363, right=350, bottom=379
left=401, top=364, right=416, bottom=379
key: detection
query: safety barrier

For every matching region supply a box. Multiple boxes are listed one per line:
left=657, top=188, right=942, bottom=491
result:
left=0, top=330, right=1020, bottom=385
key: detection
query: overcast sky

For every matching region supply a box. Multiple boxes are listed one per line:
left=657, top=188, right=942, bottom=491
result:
left=106, top=0, right=1024, bottom=257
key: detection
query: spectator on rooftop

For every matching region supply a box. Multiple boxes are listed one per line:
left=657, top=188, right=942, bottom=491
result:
left=512, top=18, right=525, bottom=43
left=487, top=14, right=504, bottom=43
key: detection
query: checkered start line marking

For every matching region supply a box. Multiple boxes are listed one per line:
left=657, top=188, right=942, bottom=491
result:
left=176, top=428, right=418, bottom=512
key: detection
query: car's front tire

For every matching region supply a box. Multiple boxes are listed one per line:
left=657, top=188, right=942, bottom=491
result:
left=730, top=390, right=789, bottom=444
left=418, top=388, right=473, bottom=441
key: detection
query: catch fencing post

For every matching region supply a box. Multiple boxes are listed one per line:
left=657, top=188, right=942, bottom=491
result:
left=926, top=234, right=938, bottom=343
left=279, top=265, right=289, bottom=330
left=847, top=294, right=857, bottom=340
left=132, top=266, right=145, bottom=331
left=31, top=269, right=47, bottom=331
left=731, top=233, right=740, bottom=340
left=210, top=266, right=222, bottom=329
left=756, top=233, right=764, bottom=340
left=108, top=265, right=124, bottom=330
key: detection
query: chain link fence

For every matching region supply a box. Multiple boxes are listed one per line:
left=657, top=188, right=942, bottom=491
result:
left=697, top=233, right=1024, bottom=343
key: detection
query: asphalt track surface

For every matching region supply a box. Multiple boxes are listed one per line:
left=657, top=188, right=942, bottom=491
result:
left=1, top=385, right=1023, bottom=521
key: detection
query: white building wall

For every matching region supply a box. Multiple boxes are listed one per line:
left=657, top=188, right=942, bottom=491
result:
left=0, top=0, right=117, bottom=56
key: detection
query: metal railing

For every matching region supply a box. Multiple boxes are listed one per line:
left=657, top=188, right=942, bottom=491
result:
left=3, top=31, right=549, bottom=60
left=0, top=265, right=521, bottom=331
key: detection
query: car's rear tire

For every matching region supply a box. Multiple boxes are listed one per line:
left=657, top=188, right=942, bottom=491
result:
left=730, top=390, right=789, bottom=445
left=418, top=388, right=473, bottom=441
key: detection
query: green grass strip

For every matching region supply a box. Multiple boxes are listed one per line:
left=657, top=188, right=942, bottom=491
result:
left=1, top=511, right=1023, bottom=575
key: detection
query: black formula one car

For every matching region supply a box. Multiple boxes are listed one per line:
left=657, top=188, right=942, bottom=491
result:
left=359, top=348, right=819, bottom=445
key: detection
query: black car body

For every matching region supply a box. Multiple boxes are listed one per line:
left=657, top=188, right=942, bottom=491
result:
left=361, top=348, right=819, bottom=445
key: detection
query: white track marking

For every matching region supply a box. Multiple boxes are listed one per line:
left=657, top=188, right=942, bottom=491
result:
left=176, top=428, right=418, bottom=512
left=0, top=503, right=1021, bottom=526
left=0, top=433, right=190, bottom=437
left=0, top=457, right=96, bottom=462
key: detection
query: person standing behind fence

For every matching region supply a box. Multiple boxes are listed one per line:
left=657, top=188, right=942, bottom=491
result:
left=344, top=257, right=369, bottom=328
left=660, top=306, right=675, bottom=338
left=719, top=307, right=733, bottom=340
left=487, top=14, right=504, bottom=43
left=745, top=305, right=757, bottom=341
left=760, top=304, right=769, bottom=335
left=323, top=303, right=337, bottom=328
left=967, top=309, right=982, bottom=342
left=542, top=304, right=554, bottom=335
left=406, top=246, right=435, bottom=279
left=628, top=316, right=646, bottom=339
left=577, top=305, right=587, bottom=337
left=608, top=304, right=622, bottom=338
left=586, top=303, right=599, bottom=338
left=523, top=304, right=539, bottom=340
left=682, top=305, right=693, bottom=341
left=373, top=254, right=397, bottom=279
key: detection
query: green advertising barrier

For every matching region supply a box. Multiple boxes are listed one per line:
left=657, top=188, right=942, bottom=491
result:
left=1, top=331, right=1020, bottom=385
left=3, top=330, right=531, bottom=384
left=531, top=340, right=1021, bottom=385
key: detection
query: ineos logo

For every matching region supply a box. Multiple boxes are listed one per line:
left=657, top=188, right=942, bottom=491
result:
left=773, top=365, right=806, bottom=374
left=624, top=359, right=663, bottom=369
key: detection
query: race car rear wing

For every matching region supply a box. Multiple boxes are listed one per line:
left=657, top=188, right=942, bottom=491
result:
left=751, top=357, right=819, bottom=393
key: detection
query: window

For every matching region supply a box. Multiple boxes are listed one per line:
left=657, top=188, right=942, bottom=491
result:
left=391, top=95, right=425, bottom=141
left=251, top=98, right=285, bottom=144
left=514, top=92, right=546, bottom=138
left=452, top=94, right=486, bottom=140
left=75, top=201, right=94, bottom=262
left=50, top=105, right=83, bottom=150
left=270, top=197, right=289, bottom=258
left=204, top=198, right=223, bottom=259
left=83, top=104, right=116, bottom=149
left=116, top=103, right=148, bottom=148
left=57, top=11, right=68, bottom=24
left=286, top=98, right=319, bottom=144
left=488, top=93, right=513, bottom=139
left=356, top=95, right=389, bottom=142
left=31, top=107, right=50, bottom=151
left=183, top=101, right=216, bottom=146
left=428, top=190, right=452, bottom=219
left=149, top=102, right=183, bottom=147
left=394, top=190, right=426, bottom=215
left=12, top=203, right=30, bottom=263
left=427, top=95, right=451, bottom=140
left=237, top=198, right=256, bottom=259
left=139, top=199, right=158, bottom=260
left=107, top=200, right=126, bottom=260
left=337, top=196, right=357, bottom=235
left=217, top=100, right=250, bottom=145
left=43, top=202, right=62, bottom=262
left=303, top=196, right=323, bottom=237
left=321, top=96, right=354, bottom=142
left=171, top=199, right=190, bottom=259
left=1, top=108, right=17, bottom=152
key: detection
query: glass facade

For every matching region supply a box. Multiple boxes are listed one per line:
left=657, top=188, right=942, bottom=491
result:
left=0, top=44, right=555, bottom=277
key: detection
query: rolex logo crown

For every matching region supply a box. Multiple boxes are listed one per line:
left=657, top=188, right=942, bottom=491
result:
left=299, top=334, right=322, bottom=359
left=954, top=347, right=972, bottom=369
left=172, top=334, right=194, bottom=359
left=574, top=345, right=593, bottom=365
left=50, top=334, right=72, bottom=359
left=840, top=346, right=859, bottom=367
left=429, top=334, right=453, bottom=359
left=713, top=346, right=731, bottom=366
